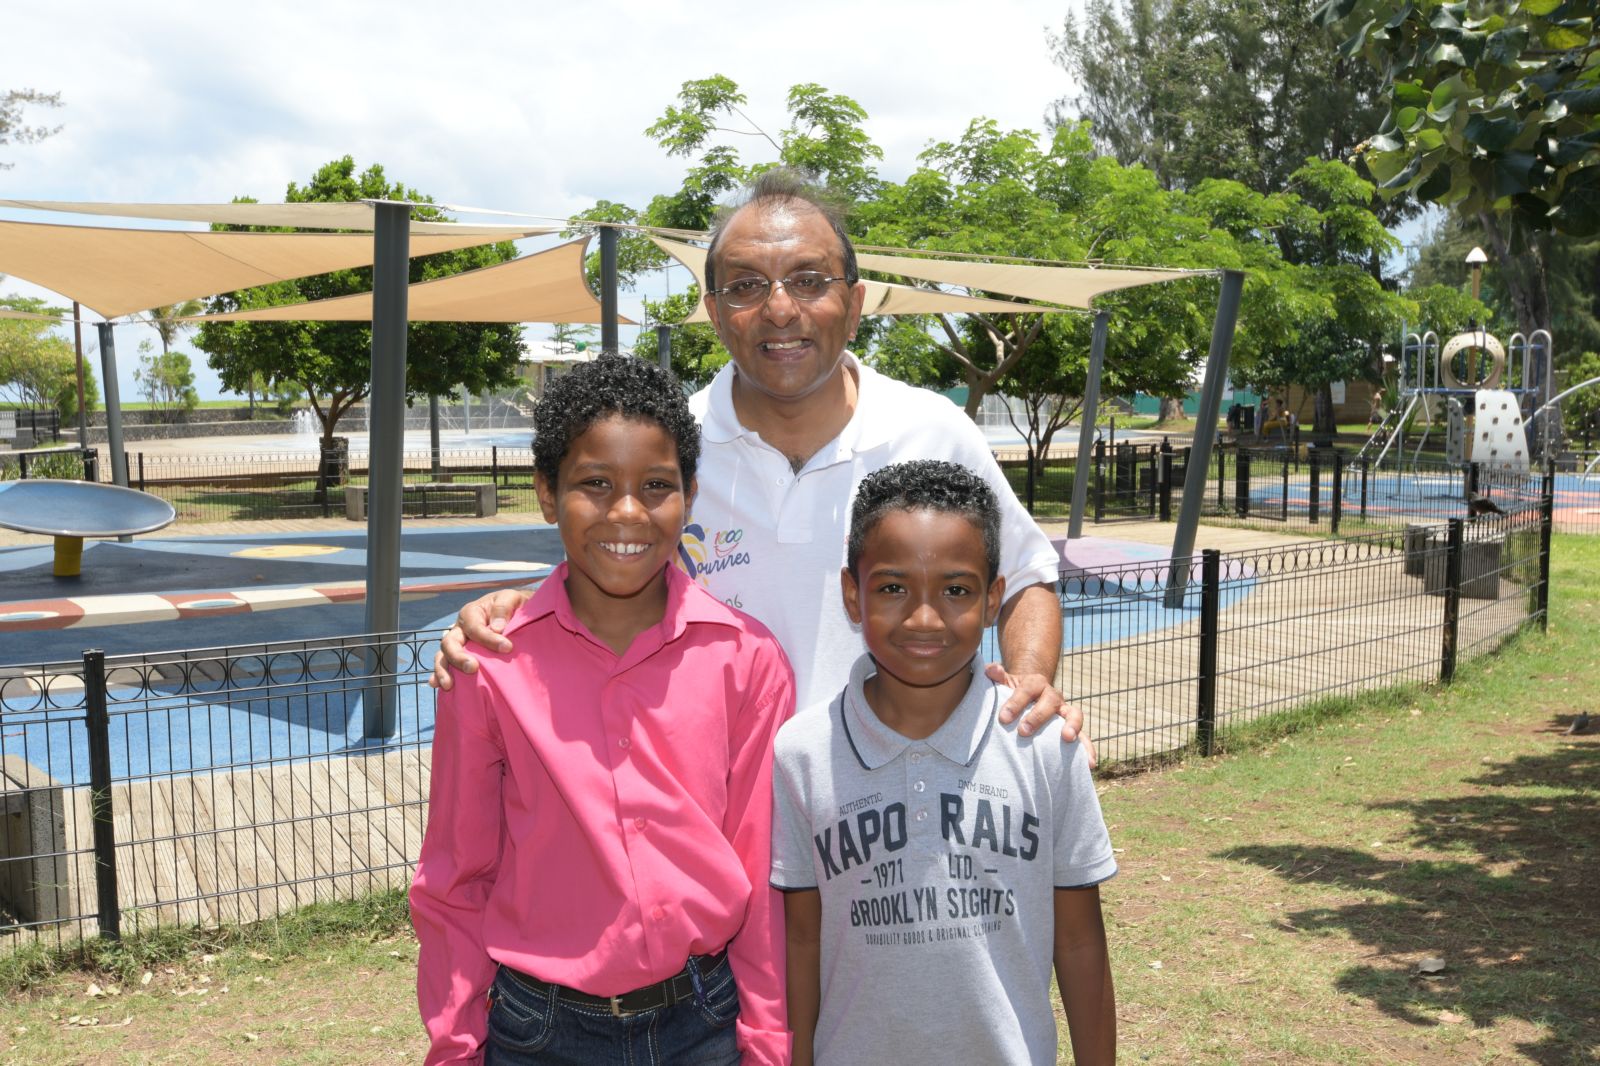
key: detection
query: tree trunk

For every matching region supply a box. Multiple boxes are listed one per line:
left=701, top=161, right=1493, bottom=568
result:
left=1158, top=396, right=1186, bottom=423
left=1477, top=210, right=1552, bottom=336
left=1314, top=383, right=1336, bottom=436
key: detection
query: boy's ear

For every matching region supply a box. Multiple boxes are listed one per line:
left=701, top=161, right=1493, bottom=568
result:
left=985, top=574, right=1006, bottom=628
left=840, top=565, right=863, bottom=626
left=686, top=476, right=698, bottom=509
left=535, top=472, right=558, bottom=524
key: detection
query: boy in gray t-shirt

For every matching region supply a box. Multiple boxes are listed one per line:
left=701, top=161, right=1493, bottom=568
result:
left=771, top=460, right=1118, bottom=1066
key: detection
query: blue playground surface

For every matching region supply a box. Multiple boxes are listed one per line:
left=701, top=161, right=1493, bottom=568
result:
left=0, top=525, right=1255, bottom=786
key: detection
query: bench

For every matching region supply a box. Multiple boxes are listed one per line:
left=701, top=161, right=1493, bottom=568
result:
left=0, top=755, right=71, bottom=925
left=343, top=482, right=498, bottom=521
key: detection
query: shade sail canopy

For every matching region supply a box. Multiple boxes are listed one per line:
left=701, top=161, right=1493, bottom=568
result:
left=0, top=218, right=546, bottom=320
left=0, top=198, right=554, bottom=237
left=648, top=237, right=1070, bottom=324
left=854, top=251, right=1206, bottom=308
left=189, top=239, right=633, bottom=325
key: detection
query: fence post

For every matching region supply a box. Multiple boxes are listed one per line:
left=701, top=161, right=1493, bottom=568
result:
left=491, top=446, right=500, bottom=488
left=1308, top=449, right=1321, bottom=524
left=83, top=650, right=120, bottom=940
left=1159, top=451, right=1174, bottom=522
left=17, top=452, right=27, bottom=480
left=1197, top=549, right=1221, bottom=756
left=1280, top=454, right=1289, bottom=522
left=83, top=448, right=98, bottom=483
left=1537, top=463, right=1554, bottom=632
left=1359, top=456, right=1368, bottom=520
left=137, top=452, right=145, bottom=492
left=1440, top=518, right=1464, bottom=684
left=1093, top=438, right=1105, bottom=523
left=1234, top=449, right=1250, bottom=517
left=1216, top=447, right=1226, bottom=510
left=1331, top=452, right=1344, bottom=535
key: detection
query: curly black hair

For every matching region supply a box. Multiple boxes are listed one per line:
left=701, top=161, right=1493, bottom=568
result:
left=846, top=459, right=1001, bottom=580
left=532, top=354, right=700, bottom=484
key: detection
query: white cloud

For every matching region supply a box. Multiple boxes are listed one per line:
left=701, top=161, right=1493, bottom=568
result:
left=3, top=0, right=1081, bottom=400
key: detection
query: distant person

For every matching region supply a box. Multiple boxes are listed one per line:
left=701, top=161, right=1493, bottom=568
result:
left=431, top=168, right=1091, bottom=754
left=411, top=355, right=793, bottom=1065
left=773, top=461, right=1117, bottom=1066
left=1367, top=386, right=1386, bottom=428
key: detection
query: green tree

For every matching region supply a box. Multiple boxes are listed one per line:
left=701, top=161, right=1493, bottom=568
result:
left=1048, top=0, right=1393, bottom=207
left=139, top=300, right=205, bottom=355
left=194, top=156, right=527, bottom=457
left=1324, top=0, right=1600, bottom=336
left=1561, top=349, right=1600, bottom=441
left=0, top=296, right=81, bottom=414
left=133, top=339, right=199, bottom=416
left=1, top=88, right=61, bottom=169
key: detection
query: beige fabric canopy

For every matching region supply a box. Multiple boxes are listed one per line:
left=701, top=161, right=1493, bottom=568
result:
left=189, top=239, right=632, bottom=325
left=647, top=237, right=1069, bottom=324
left=853, top=251, right=1205, bottom=308
left=0, top=198, right=553, bottom=237
left=0, top=218, right=546, bottom=320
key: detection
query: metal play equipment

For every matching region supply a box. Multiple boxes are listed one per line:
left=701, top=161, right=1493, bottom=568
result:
left=1358, top=325, right=1556, bottom=481
left=0, top=479, right=176, bottom=576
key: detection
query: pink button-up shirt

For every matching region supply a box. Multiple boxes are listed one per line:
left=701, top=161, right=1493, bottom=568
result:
left=411, top=562, right=795, bottom=1065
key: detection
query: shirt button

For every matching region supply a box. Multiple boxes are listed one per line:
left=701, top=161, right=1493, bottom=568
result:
left=912, top=780, right=926, bottom=793
left=651, top=905, right=665, bottom=921
left=910, top=753, right=921, bottom=763
left=915, top=809, right=927, bottom=822
left=634, top=817, right=647, bottom=830
left=618, top=737, right=630, bottom=749
left=777, top=477, right=787, bottom=485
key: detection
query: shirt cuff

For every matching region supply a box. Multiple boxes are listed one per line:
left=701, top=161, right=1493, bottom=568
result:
left=736, top=1017, right=792, bottom=1066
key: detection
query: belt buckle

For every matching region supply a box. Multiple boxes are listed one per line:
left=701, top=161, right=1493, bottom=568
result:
left=609, top=994, right=625, bottom=1018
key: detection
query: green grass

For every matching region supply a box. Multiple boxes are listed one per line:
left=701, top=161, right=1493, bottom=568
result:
left=1, top=538, right=1594, bottom=1063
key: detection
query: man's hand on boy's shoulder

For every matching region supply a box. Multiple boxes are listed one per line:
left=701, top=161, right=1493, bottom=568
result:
left=429, top=588, right=533, bottom=691
left=985, top=663, right=1098, bottom=768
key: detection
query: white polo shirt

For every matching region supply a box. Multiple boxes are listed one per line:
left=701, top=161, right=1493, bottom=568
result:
left=681, top=355, right=1061, bottom=710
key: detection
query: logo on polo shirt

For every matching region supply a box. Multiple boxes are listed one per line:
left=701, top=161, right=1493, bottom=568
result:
left=677, top=523, right=753, bottom=587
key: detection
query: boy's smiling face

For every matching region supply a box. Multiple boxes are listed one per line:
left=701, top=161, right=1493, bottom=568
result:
left=537, top=414, right=692, bottom=640
left=842, top=508, right=1003, bottom=699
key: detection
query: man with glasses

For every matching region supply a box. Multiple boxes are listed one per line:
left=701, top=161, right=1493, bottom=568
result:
left=433, top=168, right=1087, bottom=748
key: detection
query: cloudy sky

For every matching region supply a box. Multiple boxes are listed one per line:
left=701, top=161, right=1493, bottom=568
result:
left=3, top=0, right=1081, bottom=401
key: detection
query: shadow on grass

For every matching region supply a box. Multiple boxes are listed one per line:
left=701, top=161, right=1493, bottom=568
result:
left=1221, top=729, right=1599, bottom=1064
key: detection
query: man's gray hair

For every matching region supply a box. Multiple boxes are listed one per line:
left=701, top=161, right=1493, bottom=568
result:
left=703, top=169, right=860, bottom=293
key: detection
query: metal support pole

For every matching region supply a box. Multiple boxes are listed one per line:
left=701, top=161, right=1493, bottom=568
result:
left=1166, top=270, right=1246, bottom=608
left=1309, top=450, right=1321, bottom=525
left=1537, top=463, right=1554, bottom=632
left=83, top=650, right=120, bottom=940
left=1068, top=311, right=1111, bottom=539
left=1440, top=518, right=1464, bottom=683
left=600, top=227, right=620, bottom=355
left=428, top=394, right=442, bottom=480
left=656, top=323, right=672, bottom=373
left=72, top=301, right=88, bottom=445
left=95, top=323, right=128, bottom=489
left=1197, top=549, right=1221, bottom=756
left=362, top=202, right=410, bottom=739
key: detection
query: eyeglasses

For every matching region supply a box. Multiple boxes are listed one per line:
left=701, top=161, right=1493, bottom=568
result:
left=707, top=271, right=849, bottom=309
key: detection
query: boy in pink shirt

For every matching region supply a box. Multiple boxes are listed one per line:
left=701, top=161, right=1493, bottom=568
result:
left=411, top=354, right=795, bottom=1065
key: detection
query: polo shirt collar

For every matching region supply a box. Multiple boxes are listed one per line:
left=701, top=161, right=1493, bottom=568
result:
left=839, top=653, right=998, bottom=771
left=696, top=353, right=900, bottom=452
left=503, top=561, right=727, bottom=646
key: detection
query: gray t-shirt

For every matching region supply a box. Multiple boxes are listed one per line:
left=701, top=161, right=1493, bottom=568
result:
left=771, top=655, right=1117, bottom=1066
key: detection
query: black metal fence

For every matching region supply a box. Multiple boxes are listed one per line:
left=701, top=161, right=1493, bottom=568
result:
left=0, top=482, right=1554, bottom=946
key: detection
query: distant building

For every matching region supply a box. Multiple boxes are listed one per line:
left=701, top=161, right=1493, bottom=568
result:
left=516, top=339, right=598, bottom=401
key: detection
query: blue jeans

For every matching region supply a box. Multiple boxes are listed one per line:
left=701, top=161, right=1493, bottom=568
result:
left=483, top=953, right=742, bottom=1066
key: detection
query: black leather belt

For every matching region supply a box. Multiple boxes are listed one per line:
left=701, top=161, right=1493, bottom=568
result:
left=503, top=949, right=728, bottom=1017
